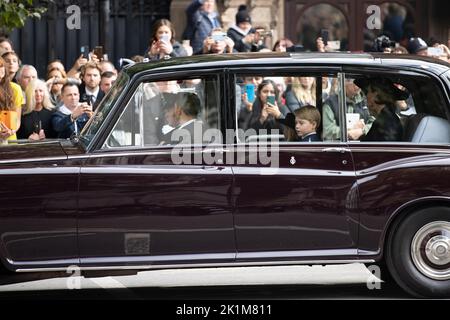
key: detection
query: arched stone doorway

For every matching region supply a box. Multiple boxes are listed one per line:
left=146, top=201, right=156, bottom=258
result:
left=294, top=3, right=349, bottom=51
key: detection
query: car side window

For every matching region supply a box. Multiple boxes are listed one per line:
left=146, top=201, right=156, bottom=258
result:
left=102, top=77, right=221, bottom=149
left=235, top=74, right=342, bottom=143
left=345, top=74, right=450, bottom=144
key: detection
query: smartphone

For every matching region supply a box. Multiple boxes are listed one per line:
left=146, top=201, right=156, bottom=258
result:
left=320, top=29, right=329, bottom=46
left=428, top=47, right=444, bottom=57
left=160, top=34, right=170, bottom=43
left=267, top=95, right=276, bottom=106
left=80, top=45, right=89, bottom=59
left=245, top=84, right=255, bottom=103
left=93, top=46, right=104, bottom=59
left=211, top=33, right=226, bottom=42
left=33, top=120, right=42, bottom=134
left=328, top=40, right=341, bottom=51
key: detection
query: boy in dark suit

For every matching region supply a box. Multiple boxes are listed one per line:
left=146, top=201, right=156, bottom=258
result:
left=294, top=105, right=321, bottom=142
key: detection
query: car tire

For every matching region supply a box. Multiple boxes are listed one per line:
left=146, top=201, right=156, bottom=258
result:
left=385, top=206, right=450, bottom=298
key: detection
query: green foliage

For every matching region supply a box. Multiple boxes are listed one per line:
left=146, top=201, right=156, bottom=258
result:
left=0, top=0, right=53, bottom=35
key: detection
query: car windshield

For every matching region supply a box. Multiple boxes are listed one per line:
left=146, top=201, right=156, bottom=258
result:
left=79, top=71, right=130, bottom=148
left=445, top=70, right=450, bottom=88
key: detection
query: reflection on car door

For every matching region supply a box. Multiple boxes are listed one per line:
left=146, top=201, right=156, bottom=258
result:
left=0, top=143, right=79, bottom=270
left=232, top=143, right=358, bottom=261
left=78, top=147, right=235, bottom=267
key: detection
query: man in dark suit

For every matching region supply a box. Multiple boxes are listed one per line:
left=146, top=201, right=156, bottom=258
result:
left=162, top=92, right=205, bottom=145
left=78, top=61, right=105, bottom=110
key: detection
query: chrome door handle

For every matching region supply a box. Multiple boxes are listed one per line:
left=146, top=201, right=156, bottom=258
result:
left=322, top=147, right=351, bottom=154
left=202, top=166, right=226, bottom=171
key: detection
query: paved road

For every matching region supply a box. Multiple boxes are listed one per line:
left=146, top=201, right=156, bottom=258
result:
left=0, top=264, right=414, bottom=300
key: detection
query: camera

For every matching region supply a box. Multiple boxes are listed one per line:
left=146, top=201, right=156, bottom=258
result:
left=257, top=30, right=272, bottom=38
left=255, top=28, right=272, bottom=39
left=373, top=35, right=396, bottom=52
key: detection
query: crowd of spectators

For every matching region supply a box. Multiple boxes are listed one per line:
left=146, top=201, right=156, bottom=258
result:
left=0, top=0, right=449, bottom=144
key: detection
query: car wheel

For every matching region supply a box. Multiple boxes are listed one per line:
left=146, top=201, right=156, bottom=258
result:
left=385, top=206, right=450, bottom=298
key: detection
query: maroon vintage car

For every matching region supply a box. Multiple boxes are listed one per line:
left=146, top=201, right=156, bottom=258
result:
left=1, top=53, right=449, bottom=298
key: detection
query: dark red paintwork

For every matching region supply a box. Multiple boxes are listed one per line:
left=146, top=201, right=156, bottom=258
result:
left=0, top=53, right=449, bottom=272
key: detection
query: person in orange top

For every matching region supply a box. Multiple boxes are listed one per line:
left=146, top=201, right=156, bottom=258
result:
left=0, top=56, right=24, bottom=143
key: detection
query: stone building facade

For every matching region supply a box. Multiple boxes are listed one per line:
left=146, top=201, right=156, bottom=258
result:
left=171, top=0, right=449, bottom=52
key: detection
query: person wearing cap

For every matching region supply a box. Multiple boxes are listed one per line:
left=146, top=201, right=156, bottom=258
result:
left=226, top=5, right=263, bottom=52
left=407, top=37, right=428, bottom=56
left=355, top=78, right=410, bottom=142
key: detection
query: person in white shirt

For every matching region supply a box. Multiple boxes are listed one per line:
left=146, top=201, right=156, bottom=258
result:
left=161, top=92, right=205, bottom=145
left=79, top=61, right=105, bottom=110
left=51, top=83, right=92, bottom=139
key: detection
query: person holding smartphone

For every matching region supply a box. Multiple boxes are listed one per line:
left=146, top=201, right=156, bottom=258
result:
left=52, top=83, right=93, bottom=139
left=202, top=28, right=235, bottom=54
left=226, top=5, right=265, bottom=53
left=246, top=79, right=289, bottom=132
left=146, top=19, right=187, bottom=60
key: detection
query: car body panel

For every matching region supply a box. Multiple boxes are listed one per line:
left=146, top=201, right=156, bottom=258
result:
left=349, top=143, right=450, bottom=256
left=231, top=144, right=359, bottom=261
left=0, top=142, right=79, bottom=269
left=77, top=147, right=236, bottom=267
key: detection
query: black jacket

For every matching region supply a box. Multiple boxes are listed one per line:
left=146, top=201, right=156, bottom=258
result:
left=78, top=84, right=105, bottom=111
left=226, top=26, right=265, bottom=53
left=362, top=104, right=403, bottom=142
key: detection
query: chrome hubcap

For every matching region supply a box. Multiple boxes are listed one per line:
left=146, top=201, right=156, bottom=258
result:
left=411, top=221, right=450, bottom=280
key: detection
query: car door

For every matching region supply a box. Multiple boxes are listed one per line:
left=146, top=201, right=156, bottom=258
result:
left=77, top=72, right=236, bottom=268
left=0, top=142, right=79, bottom=270
left=229, top=71, right=359, bottom=262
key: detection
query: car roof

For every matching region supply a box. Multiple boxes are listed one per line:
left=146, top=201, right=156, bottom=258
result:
left=124, top=52, right=450, bottom=78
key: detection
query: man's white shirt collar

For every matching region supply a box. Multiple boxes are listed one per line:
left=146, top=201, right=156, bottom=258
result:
left=178, top=119, right=196, bottom=129
left=85, top=87, right=100, bottom=101
left=59, top=105, right=73, bottom=115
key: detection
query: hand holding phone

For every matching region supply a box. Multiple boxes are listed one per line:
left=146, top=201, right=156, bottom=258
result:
left=80, top=45, right=89, bottom=59
left=93, top=46, right=104, bottom=60
left=267, top=95, right=276, bottom=106
left=160, top=34, right=170, bottom=43
left=320, top=29, right=329, bottom=46
left=245, top=84, right=255, bottom=103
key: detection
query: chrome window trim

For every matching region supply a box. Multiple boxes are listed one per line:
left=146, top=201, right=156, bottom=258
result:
left=16, top=259, right=376, bottom=273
